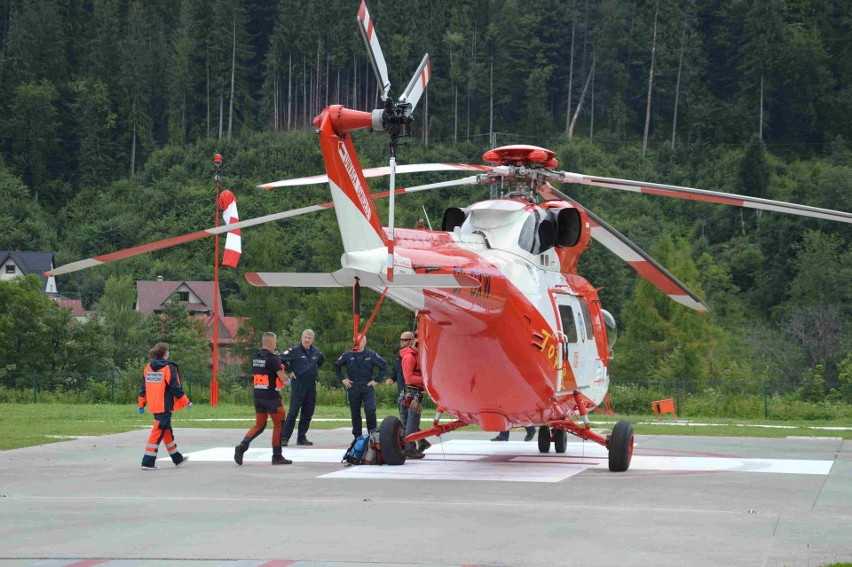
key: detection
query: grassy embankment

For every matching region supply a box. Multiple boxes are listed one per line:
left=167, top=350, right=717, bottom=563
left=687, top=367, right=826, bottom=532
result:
left=1, top=403, right=849, bottom=450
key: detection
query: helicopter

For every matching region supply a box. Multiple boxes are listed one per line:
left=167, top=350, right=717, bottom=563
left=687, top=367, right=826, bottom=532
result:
left=48, top=0, right=852, bottom=472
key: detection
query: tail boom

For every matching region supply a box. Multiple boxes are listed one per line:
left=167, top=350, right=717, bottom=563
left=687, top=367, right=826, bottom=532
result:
left=316, top=105, right=387, bottom=253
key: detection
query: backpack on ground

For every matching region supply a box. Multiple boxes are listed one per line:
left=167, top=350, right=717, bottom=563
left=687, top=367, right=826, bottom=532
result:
left=362, top=430, right=382, bottom=465
left=342, top=431, right=383, bottom=466
left=342, top=434, right=370, bottom=466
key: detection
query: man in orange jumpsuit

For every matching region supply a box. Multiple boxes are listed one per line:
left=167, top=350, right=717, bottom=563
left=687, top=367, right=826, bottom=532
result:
left=138, top=342, right=191, bottom=470
left=234, top=331, right=292, bottom=466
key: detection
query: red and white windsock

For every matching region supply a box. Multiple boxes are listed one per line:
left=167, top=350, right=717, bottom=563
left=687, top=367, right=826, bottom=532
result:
left=218, top=189, right=241, bottom=268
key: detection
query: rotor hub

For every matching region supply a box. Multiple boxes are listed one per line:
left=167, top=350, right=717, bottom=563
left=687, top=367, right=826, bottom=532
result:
left=482, top=145, right=559, bottom=169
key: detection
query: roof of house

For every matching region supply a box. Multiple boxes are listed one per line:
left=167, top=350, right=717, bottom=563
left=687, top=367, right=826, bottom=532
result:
left=195, top=315, right=248, bottom=345
left=136, top=280, right=224, bottom=316
left=1, top=251, right=54, bottom=288
left=55, top=298, right=86, bottom=317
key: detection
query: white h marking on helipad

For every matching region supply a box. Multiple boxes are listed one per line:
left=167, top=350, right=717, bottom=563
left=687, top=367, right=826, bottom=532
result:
left=185, top=439, right=834, bottom=483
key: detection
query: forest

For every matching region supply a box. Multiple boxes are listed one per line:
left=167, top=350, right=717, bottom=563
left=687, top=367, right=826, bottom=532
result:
left=0, top=0, right=850, bottom=410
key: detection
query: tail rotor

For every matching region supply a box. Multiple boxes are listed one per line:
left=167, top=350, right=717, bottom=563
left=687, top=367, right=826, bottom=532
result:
left=354, top=0, right=432, bottom=281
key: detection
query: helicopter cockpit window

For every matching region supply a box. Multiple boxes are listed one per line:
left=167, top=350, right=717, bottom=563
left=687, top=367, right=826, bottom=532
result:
left=517, top=210, right=556, bottom=255
left=558, top=305, right=578, bottom=343
left=577, top=298, right=594, bottom=341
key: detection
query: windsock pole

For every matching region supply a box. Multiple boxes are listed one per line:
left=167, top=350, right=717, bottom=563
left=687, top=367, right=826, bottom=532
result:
left=211, top=153, right=222, bottom=406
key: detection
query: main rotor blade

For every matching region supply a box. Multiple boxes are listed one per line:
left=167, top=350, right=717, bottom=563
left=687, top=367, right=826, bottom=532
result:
left=399, top=54, right=431, bottom=113
left=49, top=174, right=483, bottom=277
left=357, top=0, right=391, bottom=101
left=260, top=162, right=491, bottom=190
left=47, top=204, right=332, bottom=276
left=559, top=171, right=852, bottom=224
left=539, top=185, right=709, bottom=312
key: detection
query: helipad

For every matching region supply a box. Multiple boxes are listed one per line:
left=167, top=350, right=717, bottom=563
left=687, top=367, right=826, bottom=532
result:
left=0, top=427, right=849, bottom=567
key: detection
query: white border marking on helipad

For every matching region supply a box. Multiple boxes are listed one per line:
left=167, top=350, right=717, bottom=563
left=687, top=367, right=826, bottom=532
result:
left=185, top=439, right=834, bottom=482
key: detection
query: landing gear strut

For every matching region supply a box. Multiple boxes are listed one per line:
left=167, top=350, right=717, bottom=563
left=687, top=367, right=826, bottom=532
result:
left=545, top=418, right=634, bottom=472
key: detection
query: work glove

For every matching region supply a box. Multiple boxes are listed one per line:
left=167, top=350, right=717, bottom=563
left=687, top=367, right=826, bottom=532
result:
left=137, top=407, right=145, bottom=414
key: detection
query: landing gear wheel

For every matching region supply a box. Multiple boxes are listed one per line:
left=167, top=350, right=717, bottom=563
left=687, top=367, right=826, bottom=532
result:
left=537, top=425, right=551, bottom=453
left=608, top=421, right=634, bottom=472
left=379, top=415, right=406, bottom=466
left=553, top=429, right=568, bottom=453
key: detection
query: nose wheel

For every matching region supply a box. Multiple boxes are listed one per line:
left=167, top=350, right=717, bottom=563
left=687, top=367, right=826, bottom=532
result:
left=537, top=425, right=551, bottom=453
left=537, top=425, right=569, bottom=454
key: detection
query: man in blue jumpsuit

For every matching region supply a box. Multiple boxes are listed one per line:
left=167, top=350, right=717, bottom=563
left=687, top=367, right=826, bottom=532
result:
left=335, top=335, right=387, bottom=439
left=279, top=329, right=325, bottom=446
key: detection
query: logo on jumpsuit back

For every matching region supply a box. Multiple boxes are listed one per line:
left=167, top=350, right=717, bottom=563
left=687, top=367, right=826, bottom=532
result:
left=145, top=371, right=164, bottom=383
left=338, top=141, right=372, bottom=221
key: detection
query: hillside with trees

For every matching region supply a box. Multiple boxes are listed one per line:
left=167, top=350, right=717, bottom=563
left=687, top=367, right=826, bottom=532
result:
left=1, top=0, right=850, bottom=408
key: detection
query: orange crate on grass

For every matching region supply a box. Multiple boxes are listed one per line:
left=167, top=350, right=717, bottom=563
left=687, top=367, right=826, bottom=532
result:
left=652, top=398, right=677, bottom=421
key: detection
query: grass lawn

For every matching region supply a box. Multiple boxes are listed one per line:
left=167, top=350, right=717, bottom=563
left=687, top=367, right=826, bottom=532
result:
left=1, top=403, right=849, bottom=451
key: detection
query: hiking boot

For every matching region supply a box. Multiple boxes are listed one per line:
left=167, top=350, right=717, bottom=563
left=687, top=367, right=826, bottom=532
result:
left=140, top=464, right=159, bottom=471
left=404, top=449, right=425, bottom=459
left=523, top=430, right=535, bottom=442
left=417, top=439, right=432, bottom=453
left=271, top=456, right=292, bottom=465
left=234, top=444, right=248, bottom=466
left=281, top=439, right=289, bottom=447
left=175, top=455, right=189, bottom=467
left=297, top=438, right=313, bottom=446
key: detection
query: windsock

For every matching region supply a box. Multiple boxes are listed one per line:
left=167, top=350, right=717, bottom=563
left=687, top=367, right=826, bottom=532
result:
left=218, top=189, right=241, bottom=268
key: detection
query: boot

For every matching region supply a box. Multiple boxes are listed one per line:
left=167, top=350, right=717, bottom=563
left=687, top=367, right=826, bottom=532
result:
left=272, top=455, right=292, bottom=465
left=234, top=443, right=248, bottom=465
left=404, top=449, right=425, bottom=459
left=417, top=439, right=432, bottom=453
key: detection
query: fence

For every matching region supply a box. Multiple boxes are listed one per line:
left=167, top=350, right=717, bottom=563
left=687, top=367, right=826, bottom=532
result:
left=0, top=369, right=415, bottom=409
left=1, top=370, right=848, bottom=420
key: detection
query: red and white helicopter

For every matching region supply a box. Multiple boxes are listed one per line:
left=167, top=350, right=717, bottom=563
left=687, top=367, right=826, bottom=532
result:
left=49, top=1, right=851, bottom=471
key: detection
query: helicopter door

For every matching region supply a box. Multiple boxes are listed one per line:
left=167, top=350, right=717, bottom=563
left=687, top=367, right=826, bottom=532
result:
left=551, top=291, right=596, bottom=393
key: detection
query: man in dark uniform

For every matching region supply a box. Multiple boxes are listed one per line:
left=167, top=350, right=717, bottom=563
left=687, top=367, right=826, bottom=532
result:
left=234, top=331, right=292, bottom=466
left=279, top=329, right=325, bottom=446
left=334, top=335, right=387, bottom=439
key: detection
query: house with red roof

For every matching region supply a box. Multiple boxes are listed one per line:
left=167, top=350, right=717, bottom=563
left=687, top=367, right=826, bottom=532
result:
left=135, top=278, right=248, bottom=363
